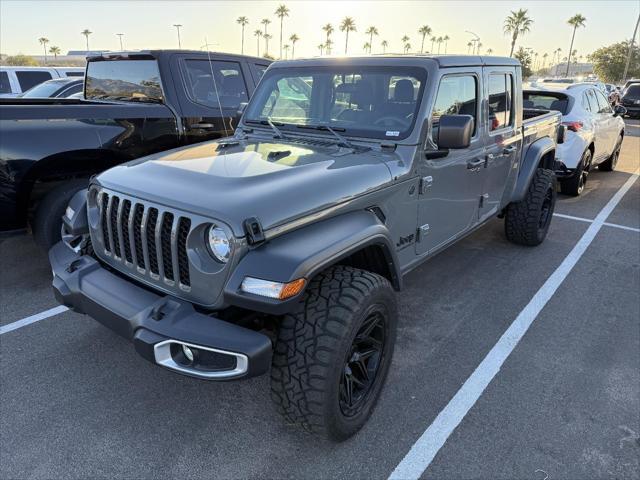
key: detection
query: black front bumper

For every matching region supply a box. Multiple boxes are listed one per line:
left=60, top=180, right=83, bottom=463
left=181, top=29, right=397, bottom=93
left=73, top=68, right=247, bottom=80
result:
left=50, top=242, right=272, bottom=380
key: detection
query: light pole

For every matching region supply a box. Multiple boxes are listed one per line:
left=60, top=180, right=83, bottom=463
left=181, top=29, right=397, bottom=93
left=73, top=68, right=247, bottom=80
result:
left=116, top=33, right=124, bottom=50
left=465, top=30, right=480, bottom=55
left=623, top=13, right=640, bottom=82
left=173, top=24, right=183, bottom=48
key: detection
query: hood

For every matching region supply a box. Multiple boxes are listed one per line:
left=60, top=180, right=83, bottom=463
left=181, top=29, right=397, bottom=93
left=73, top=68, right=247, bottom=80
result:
left=96, top=138, right=395, bottom=237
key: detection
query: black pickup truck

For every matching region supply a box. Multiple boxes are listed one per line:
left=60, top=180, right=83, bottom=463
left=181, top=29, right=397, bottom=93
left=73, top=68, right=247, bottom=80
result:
left=0, top=50, right=270, bottom=249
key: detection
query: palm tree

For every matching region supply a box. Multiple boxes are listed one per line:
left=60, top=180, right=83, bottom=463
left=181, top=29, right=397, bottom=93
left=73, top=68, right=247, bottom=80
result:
left=436, top=36, right=443, bottom=54
left=322, top=23, right=334, bottom=54
left=289, top=34, right=299, bottom=58
left=318, top=43, right=325, bottom=56
left=340, top=17, right=356, bottom=54
left=486, top=48, right=493, bottom=55
left=503, top=9, right=533, bottom=57
left=404, top=42, right=412, bottom=54
left=467, top=41, right=473, bottom=54
left=542, top=52, right=548, bottom=68
left=430, top=36, right=437, bottom=53
left=38, top=37, right=49, bottom=63
left=476, top=42, right=483, bottom=55
left=81, top=29, right=92, bottom=51
left=443, top=35, right=450, bottom=54
left=381, top=39, right=388, bottom=54
left=365, top=26, right=378, bottom=54
left=418, top=25, right=432, bottom=54
left=401, top=35, right=410, bottom=54
left=49, top=45, right=61, bottom=60
left=261, top=18, right=271, bottom=37
left=254, top=30, right=263, bottom=56
left=363, top=42, right=371, bottom=54
left=275, top=4, right=290, bottom=59
left=283, top=44, right=290, bottom=59
left=236, top=16, right=249, bottom=54
left=565, top=14, right=586, bottom=76
left=263, top=33, right=272, bottom=56
left=325, top=38, right=334, bottom=55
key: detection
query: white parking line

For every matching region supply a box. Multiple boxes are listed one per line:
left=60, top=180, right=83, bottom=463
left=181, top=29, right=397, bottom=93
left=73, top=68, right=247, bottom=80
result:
left=389, top=169, right=640, bottom=480
left=553, top=213, right=640, bottom=233
left=0, top=305, right=69, bottom=335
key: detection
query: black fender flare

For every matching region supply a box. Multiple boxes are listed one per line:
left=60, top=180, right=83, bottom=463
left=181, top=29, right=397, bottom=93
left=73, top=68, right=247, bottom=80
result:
left=510, top=137, right=556, bottom=203
left=224, top=210, right=401, bottom=315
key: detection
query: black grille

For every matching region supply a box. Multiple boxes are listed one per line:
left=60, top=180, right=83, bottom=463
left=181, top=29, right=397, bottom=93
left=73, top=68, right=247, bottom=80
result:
left=97, top=193, right=192, bottom=288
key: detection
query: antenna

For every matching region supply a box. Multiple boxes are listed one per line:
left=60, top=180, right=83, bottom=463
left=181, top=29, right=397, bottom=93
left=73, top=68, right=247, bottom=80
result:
left=204, top=36, right=229, bottom=137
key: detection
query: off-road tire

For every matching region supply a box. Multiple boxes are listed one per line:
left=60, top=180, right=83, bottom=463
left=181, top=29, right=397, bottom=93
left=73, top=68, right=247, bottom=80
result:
left=560, top=149, right=591, bottom=196
left=270, top=265, right=397, bottom=441
left=32, top=179, right=88, bottom=252
left=505, top=168, right=556, bottom=246
left=598, top=135, right=622, bottom=172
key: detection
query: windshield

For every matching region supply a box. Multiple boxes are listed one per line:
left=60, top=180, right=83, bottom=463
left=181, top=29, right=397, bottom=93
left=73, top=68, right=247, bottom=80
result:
left=244, top=66, right=426, bottom=140
left=22, top=80, right=66, bottom=98
left=85, top=59, right=163, bottom=103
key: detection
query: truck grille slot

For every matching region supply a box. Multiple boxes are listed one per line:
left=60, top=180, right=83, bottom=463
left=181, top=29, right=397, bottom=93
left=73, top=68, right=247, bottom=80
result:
left=97, top=192, right=192, bottom=290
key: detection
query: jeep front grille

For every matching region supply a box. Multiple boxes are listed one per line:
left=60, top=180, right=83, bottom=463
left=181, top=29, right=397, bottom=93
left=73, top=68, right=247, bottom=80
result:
left=99, top=191, right=192, bottom=288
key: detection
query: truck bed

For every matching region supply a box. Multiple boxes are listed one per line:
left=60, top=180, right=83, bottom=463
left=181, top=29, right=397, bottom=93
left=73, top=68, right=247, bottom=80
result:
left=522, top=108, right=562, bottom=144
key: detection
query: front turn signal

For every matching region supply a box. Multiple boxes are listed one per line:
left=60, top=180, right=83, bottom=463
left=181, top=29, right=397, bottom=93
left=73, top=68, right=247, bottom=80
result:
left=240, top=277, right=306, bottom=300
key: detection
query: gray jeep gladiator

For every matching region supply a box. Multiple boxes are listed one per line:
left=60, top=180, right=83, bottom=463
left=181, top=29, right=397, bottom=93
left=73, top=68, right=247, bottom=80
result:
left=50, top=55, right=562, bottom=440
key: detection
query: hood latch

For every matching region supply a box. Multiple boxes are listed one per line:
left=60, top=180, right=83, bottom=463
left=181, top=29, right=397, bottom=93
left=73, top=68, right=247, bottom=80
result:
left=244, top=217, right=265, bottom=245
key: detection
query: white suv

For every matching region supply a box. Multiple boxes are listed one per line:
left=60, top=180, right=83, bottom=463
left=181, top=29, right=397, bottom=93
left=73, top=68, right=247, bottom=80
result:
left=0, top=66, right=84, bottom=97
left=524, top=84, right=626, bottom=195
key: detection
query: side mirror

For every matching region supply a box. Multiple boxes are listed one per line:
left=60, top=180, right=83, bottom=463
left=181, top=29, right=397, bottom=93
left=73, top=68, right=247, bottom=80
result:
left=437, top=115, right=474, bottom=149
left=613, top=105, right=627, bottom=117
left=237, top=102, right=248, bottom=116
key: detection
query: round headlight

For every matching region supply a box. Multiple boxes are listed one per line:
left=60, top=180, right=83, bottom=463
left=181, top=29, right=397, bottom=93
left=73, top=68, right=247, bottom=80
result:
left=207, top=225, right=231, bottom=263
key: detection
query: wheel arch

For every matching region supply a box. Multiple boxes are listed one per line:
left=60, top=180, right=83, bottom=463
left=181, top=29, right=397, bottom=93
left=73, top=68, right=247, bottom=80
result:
left=510, top=136, right=556, bottom=203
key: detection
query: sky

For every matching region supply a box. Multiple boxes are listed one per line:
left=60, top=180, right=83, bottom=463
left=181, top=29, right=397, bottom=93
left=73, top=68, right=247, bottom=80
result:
left=1, top=0, right=638, bottom=60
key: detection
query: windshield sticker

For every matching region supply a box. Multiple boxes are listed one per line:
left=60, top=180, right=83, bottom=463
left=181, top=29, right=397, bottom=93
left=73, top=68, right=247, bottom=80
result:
left=386, top=131, right=400, bottom=137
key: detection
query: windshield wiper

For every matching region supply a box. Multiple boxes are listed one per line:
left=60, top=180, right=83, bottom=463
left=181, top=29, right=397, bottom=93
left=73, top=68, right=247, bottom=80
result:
left=244, top=118, right=287, bottom=139
left=296, top=124, right=356, bottom=149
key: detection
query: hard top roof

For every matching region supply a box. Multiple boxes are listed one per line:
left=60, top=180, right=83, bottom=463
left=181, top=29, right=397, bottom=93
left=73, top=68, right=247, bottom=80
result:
left=269, top=54, right=520, bottom=69
left=87, top=49, right=270, bottom=63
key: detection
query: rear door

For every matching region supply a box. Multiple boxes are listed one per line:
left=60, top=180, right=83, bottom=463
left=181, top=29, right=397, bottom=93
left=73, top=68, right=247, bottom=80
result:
left=174, top=55, right=253, bottom=143
left=416, top=69, right=486, bottom=255
left=593, top=89, right=616, bottom=157
left=480, top=68, right=522, bottom=220
left=585, top=88, right=609, bottom=161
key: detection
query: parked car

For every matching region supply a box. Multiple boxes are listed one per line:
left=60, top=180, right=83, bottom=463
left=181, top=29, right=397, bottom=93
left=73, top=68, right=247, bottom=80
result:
left=0, top=50, right=270, bottom=249
left=0, top=66, right=84, bottom=97
left=20, top=77, right=83, bottom=98
left=50, top=55, right=562, bottom=440
left=524, top=84, right=626, bottom=195
left=620, top=83, right=640, bottom=118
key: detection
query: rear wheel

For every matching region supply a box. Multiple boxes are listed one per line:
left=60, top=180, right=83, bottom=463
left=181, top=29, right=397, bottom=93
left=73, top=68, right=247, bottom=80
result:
left=505, top=169, right=556, bottom=246
left=599, top=135, right=622, bottom=172
left=270, top=265, right=397, bottom=441
left=560, top=149, right=592, bottom=196
left=32, top=179, right=88, bottom=252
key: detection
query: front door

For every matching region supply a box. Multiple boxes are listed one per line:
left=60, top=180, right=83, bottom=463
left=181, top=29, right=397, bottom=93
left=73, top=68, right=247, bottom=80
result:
left=416, top=71, right=486, bottom=255
left=175, top=56, right=252, bottom=144
left=480, top=68, right=522, bottom=220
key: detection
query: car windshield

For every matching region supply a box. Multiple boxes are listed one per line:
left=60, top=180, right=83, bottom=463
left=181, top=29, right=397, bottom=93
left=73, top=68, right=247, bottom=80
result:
left=21, top=80, right=67, bottom=98
left=244, top=66, right=426, bottom=141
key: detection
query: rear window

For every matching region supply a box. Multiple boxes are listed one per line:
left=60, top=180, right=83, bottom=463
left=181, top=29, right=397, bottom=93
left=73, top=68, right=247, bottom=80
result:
left=16, top=71, right=52, bottom=91
left=625, top=85, right=640, bottom=97
left=0, top=71, right=10, bottom=94
left=64, top=71, right=84, bottom=77
left=523, top=92, right=569, bottom=114
left=85, top=59, right=163, bottom=103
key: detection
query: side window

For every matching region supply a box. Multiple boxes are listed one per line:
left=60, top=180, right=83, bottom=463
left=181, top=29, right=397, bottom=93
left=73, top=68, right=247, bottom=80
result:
left=58, top=83, right=83, bottom=98
left=430, top=75, right=477, bottom=144
left=16, top=71, right=52, bottom=91
left=488, top=73, right=513, bottom=131
left=64, top=72, right=84, bottom=77
left=595, top=90, right=612, bottom=113
left=254, top=64, right=268, bottom=81
left=183, top=60, right=249, bottom=109
left=0, top=71, right=10, bottom=94
left=582, top=92, right=592, bottom=112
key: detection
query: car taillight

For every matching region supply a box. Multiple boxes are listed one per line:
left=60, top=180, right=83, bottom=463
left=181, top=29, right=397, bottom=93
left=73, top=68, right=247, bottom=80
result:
left=562, top=121, right=583, bottom=132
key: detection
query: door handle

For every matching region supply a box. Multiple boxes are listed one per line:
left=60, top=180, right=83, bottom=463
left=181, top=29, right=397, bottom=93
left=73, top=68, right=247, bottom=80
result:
left=503, top=145, right=517, bottom=154
left=189, top=122, right=215, bottom=130
left=467, top=158, right=485, bottom=169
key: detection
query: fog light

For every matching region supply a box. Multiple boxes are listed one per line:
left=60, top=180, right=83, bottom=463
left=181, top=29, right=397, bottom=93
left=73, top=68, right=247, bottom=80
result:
left=182, top=345, right=194, bottom=362
left=240, top=277, right=306, bottom=300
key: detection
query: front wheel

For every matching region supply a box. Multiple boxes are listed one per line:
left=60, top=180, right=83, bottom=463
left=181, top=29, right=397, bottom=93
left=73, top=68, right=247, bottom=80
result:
left=505, top=169, right=557, bottom=246
left=599, top=135, right=622, bottom=172
left=270, top=265, right=397, bottom=441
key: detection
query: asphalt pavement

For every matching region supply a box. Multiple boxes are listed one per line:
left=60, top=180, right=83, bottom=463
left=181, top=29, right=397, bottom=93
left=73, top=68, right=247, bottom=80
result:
left=1, top=119, right=638, bottom=479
